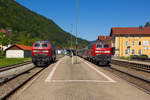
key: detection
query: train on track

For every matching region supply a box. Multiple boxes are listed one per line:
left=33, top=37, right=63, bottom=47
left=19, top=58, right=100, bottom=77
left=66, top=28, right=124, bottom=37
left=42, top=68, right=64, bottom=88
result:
left=32, top=40, right=56, bottom=66
left=78, top=41, right=111, bottom=65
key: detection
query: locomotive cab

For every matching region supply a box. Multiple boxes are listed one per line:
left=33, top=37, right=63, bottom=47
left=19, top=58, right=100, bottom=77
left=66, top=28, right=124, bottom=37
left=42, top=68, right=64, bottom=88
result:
left=94, top=43, right=111, bottom=65
left=32, top=41, right=56, bottom=66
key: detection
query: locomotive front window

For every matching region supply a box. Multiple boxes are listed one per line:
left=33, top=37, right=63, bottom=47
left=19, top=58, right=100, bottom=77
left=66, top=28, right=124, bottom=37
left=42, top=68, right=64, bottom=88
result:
left=42, top=43, right=48, bottom=47
left=34, top=43, right=40, bottom=47
left=104, top=44, right=109, bottom=48
left=96, top=44, right=102, bottom=48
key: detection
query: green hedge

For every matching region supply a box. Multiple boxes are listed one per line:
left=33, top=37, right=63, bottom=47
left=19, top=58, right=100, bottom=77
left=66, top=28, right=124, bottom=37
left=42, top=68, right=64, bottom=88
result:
left=0, top=57, right=31, bottom=67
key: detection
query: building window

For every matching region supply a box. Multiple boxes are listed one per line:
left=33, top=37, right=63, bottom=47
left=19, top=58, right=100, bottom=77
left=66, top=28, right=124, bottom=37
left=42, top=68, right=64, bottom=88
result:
left=126, top=41, right=128, bottom=46
left=132, top=49, right=135, bottom=55
left=132, top=35, right=135, bottom=39
left=132, top=41, right=134, bottom=46
left=138, top=49, right=142, bottom=55
left=125, top=49, right=128, bottom=55
left=139, top=41, right=141, bottom=46
left=139, top=35, right=142, bottom=38
left=143, top=41, right=149, bottom=46
left=125, top=35, right=128, bottom=38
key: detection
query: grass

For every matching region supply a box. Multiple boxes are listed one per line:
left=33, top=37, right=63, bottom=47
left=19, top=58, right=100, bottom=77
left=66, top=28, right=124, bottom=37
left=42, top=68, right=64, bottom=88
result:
left=0, top=57, right=31, bottom=67
left=119, top=56, right=133, bottom=60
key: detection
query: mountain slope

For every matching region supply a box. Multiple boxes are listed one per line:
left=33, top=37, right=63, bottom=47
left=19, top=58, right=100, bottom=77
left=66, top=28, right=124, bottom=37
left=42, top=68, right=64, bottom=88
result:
left=0, top=0, right=89, bottom=47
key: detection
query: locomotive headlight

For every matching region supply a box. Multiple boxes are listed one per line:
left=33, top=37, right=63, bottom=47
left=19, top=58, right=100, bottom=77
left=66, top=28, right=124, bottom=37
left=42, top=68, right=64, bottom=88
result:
left=95, top=51, right=102, bottom=53
left=104, top=51, right=110, bottom=53
left=42, top=50, right=49, bottom=53
left=33, top=50, right=39, bottom=52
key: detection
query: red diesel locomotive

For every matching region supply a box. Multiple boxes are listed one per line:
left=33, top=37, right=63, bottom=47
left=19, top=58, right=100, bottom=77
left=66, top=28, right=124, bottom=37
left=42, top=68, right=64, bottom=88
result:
left=32, top=40, right=56, bottom=66
left=78, top=41, right=111, bottom=65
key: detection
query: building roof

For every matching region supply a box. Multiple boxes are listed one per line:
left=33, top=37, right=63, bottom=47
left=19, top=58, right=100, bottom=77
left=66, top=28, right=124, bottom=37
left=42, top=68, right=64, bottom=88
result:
left=0, top=28, right=12, bottom=35
left=110, top=27, right=150, bottom=36
left=97, top=36, right=112, bottom=41
left=5, top=44, right=32, bottom=51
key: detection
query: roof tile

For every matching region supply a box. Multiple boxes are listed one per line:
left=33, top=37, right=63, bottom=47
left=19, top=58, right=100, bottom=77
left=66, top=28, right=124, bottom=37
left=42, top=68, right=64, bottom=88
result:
left=111, top=27, right=150, bottom=35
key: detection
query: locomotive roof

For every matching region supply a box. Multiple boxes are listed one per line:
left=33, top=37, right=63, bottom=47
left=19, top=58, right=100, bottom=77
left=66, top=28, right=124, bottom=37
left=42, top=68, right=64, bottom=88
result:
left=35, top=40, right=50, bottom=43
left=90, top=41, right=108, bottom=45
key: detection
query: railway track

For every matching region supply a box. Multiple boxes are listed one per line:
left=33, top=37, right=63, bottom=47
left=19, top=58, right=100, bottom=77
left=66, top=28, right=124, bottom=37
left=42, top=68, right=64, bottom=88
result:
left=111, top=59, right=150, bottom=73
left=0, top=60, right=43, bottom=100
left=103, top=65, right=150, bottom=94
left=0, top=66, right=45, bottom=100
left=80, top=57, right=150, bottom=94
left=0, top=61, right=32, bottom=72
left=0, top=62, right=34, bottom=84
left=0, top=56, right=64, bottom=100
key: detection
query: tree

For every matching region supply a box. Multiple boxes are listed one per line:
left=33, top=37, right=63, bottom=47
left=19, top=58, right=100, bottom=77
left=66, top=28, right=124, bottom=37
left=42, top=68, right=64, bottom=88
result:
left=144, top=22, right=150, bottom=27
left=0, top=32, right=10, bottom=58
left=0, top=32, right=9, bottom=51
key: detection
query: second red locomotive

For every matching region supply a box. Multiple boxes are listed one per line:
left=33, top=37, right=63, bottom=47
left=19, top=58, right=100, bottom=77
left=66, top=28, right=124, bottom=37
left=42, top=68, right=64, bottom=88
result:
left=32, top=40, right=56, bottom=66
left=78, top=41, right=111, bottom=65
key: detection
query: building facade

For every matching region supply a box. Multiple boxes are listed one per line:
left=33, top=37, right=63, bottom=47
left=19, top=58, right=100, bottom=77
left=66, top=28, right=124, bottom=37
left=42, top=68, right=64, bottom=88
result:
left=5, top=44, right=32, bottom=58
left=110, top=27, right=150, bottom=57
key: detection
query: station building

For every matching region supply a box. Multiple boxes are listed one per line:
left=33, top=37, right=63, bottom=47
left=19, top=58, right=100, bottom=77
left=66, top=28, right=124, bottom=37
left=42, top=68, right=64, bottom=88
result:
left=5, top=44, right=32, bottom=58
left=110, top=27, right=150, bottom=57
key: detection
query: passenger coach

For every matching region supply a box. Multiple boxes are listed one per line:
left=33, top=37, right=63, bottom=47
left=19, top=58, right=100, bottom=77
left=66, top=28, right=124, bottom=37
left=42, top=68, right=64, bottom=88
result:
left=78, top=41, right=111, bottom=65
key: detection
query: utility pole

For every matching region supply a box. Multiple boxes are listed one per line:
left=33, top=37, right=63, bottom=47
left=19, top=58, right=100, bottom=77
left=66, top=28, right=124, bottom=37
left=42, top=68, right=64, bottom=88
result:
left=70, top=24, right=73, bottom=49
left=75, top=0, right=78, bottom=64
left=70, top=24, right=74, bottom=64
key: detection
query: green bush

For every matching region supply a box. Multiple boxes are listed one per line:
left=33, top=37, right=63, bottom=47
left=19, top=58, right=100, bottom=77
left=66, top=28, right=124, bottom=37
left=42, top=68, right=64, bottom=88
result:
left=120, top=56, right=133, bottom=60
left=0, top=51, right=5, bottom=59
left=0, top=57, right=31, bottom=67
left=138, top=55, right=148, bottom=59
left=120, top=56, right=128, bottom=60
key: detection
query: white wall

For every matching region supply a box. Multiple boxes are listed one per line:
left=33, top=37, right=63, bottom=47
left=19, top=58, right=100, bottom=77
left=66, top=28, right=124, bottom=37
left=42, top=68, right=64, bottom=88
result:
left=6, top=50, right=24, bottom=58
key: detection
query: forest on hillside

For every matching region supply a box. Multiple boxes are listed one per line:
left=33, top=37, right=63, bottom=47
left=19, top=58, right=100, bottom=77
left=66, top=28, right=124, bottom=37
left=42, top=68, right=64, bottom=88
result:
left=0, top=0, right=89, bottom=48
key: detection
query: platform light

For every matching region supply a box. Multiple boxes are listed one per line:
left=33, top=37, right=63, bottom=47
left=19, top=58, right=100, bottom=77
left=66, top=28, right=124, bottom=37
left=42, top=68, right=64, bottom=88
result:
left=75, top=0, right=78, bottom=64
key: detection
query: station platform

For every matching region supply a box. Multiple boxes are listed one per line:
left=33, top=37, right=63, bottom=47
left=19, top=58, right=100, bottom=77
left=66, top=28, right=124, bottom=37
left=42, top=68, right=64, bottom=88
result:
left=9, top=56, right=150, bottom=100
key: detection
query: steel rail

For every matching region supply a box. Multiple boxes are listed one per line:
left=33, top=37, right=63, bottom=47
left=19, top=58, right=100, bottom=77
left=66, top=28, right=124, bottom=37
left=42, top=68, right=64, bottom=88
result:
left=79, top=57, right=150, bottom=94
left=0, top=61, right=32, bottom=72
left=104, top=66, right=150, bottom=94
left=111, top=59, right=150, bottom=73
left=0, top=56, right=64, bottom=100
left=0, top=67, right=45, bottom=100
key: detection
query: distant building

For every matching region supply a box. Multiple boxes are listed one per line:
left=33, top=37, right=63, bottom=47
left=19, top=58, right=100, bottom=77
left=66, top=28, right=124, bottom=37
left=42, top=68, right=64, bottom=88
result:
left=0, top=28, right=12, bottom=35
left=97, top=36, right=112, bottom=42
left=110, top=27, right=150, bottom=57
left=55, top=46, right=67, bottom=54
left=5, top=44, right=32, bottom=58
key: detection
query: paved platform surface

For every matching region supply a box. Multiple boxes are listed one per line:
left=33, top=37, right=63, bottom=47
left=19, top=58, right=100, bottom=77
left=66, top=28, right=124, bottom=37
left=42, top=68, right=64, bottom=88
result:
left=10, top=56, right=150, bottom=100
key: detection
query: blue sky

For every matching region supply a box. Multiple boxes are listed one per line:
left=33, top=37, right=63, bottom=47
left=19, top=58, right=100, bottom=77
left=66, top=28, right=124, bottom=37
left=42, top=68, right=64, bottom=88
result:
left=15, top=0, right=150, bottom=41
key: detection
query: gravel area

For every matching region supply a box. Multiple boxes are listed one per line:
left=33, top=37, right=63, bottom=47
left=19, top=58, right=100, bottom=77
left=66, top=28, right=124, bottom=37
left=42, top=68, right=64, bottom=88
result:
left=0, top=55, right=65, bottom=99
left=0, top=64, right=35, bottom=82
left=112, top=58, right=150, bottom=66
left=111, top=64, right=150, bottom=80
left=0, top=67, right=43, bottom=99
left=102, top=66, right=150, bottom=94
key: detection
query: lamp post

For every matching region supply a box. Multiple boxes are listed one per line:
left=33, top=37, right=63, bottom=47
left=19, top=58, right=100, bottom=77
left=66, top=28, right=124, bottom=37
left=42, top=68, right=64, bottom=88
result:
left=70, top=24, right=73, bottom=50
left=75, top=0, right=78, bottom=64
